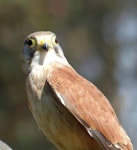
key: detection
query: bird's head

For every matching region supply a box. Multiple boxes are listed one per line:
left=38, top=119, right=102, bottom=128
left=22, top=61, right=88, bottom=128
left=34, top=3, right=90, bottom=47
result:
left=22, top=31, right=68, bottom=74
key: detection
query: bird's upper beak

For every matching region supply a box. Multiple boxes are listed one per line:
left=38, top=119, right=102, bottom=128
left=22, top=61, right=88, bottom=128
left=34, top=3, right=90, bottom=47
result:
left=36, top=35, right=55, bottom=51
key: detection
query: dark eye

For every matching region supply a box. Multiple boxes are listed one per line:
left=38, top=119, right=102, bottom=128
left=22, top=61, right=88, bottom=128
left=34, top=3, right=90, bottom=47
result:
left=25, top=39, right=33, bottom=47
left=55, top=37, right=58, bottom=44
left=25, top=39, right=33, bottom=46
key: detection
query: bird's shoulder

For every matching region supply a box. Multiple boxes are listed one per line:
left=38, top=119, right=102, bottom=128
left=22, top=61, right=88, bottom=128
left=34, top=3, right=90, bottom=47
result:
left=47, top=64, right=132, bottom=150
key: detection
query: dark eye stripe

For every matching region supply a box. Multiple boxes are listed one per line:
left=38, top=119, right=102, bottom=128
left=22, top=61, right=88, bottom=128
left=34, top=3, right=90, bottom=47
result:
left=55, top=37, right=58, bottom=44
left=30, top=51, right=35, bottom=58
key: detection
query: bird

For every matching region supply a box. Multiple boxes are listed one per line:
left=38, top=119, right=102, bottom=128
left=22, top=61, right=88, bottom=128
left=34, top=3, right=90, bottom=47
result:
left=22, top=31, right=133, bottom=150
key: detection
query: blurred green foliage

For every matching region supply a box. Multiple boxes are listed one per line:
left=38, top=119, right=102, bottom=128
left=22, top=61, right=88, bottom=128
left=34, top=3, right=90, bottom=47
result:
left=0, top=0, right=136, bottom=149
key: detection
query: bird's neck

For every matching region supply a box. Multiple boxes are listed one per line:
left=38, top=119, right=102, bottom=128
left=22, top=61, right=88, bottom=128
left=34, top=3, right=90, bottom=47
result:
left=27, top=49, right=70, bottom=100
left=28, top=49, right=69, bottom=80
left=45, top=49, right=68, bottom=65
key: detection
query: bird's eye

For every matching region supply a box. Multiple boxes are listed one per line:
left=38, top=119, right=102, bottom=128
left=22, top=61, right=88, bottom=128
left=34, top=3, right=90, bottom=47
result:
left=25, top=38, right=36, bottom=48
left=27, top=39, right=33, bottom=46
left=25, top=39, right=33, bottom=46
left=55, top=37, right=58, bottom=44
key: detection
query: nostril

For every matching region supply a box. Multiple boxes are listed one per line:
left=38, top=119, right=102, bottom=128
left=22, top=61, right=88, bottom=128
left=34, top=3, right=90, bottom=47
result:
left=42, top=43, right=49, bottom=51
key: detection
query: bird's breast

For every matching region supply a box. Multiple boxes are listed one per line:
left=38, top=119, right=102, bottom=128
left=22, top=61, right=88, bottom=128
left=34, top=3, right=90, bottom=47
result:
left=26, top=73, right=101, bottom=150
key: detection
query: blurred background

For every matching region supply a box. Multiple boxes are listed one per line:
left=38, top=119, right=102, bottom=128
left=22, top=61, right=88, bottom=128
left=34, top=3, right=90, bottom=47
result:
left=0, top=0, right=137, bottom=149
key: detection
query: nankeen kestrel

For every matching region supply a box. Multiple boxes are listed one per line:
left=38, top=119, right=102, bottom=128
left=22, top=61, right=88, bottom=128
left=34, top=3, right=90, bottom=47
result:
left=22, top=31, right=133, bottom=150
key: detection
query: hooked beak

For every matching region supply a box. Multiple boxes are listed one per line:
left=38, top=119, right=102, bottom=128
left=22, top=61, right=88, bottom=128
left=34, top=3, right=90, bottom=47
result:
left=42, top=43, right=49, bottom=51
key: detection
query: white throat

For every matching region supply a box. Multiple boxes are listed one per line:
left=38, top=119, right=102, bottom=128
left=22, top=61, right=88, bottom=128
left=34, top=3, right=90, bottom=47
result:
left=30, top=49, right=69, bottom=73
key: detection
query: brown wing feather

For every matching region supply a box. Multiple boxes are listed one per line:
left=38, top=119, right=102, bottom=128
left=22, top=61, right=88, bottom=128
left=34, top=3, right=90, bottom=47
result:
left=47, top=65, right=133, bottom=150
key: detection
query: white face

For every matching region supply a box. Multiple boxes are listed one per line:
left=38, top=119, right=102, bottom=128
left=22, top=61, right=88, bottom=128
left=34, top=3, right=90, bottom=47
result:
left=22, top=31, right=68, bottom=73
